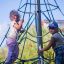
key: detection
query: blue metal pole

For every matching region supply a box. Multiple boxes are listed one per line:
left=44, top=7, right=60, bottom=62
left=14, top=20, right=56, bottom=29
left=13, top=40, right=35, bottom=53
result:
left=36, top=0, right=43, bottom=64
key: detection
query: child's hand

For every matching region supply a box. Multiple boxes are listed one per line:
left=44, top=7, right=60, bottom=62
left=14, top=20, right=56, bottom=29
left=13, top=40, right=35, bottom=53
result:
left=22, top=19, right=24, bottom=23
left=20, top=19, right=24, bottom=24
left=13, top=20, right=23, bottom=30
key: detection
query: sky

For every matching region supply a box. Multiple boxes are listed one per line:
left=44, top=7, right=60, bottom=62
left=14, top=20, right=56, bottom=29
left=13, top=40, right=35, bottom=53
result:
left=0, top=0, right=64, bottom=47
left=0, top=0, right=20, bottom=46
left=0, top=0, right=20, bottom=23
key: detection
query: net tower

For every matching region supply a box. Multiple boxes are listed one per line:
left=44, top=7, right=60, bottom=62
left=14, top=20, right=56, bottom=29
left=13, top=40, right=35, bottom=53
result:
left=0, top=0, right=64, bottom=64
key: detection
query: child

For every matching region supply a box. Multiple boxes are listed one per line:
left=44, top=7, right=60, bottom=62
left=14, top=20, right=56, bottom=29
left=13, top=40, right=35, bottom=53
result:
left=5, top=10, right=24, bottom=64
left=39, top=22, right=64, bottom=64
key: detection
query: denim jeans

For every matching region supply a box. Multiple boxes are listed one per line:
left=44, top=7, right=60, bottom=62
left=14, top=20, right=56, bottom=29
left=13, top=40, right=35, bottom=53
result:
left=54, top=46, right=64, bottom=64
left=5, top=38, right=19, bottom=64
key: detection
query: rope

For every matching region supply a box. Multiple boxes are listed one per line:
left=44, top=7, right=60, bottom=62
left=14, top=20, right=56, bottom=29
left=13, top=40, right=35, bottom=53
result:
left=17, top=0, right=57, bottom=63
left=26, top=37, right=37, bottom=43
left=18, top=1, right=58, bottom=15
left=19, top=15, right=35, bottom=43
left=41, top=12, right=50, bottom=22
left=20, top=35, right=27, bottom=58
left=54, top=0, right=64, bottom=16
left=18, top=7, right=58, bottom=15
left=26, top=3, right=58, bottom=7
left=17, top=57, right=54, bottom=64
left=44, top=0, right=52, bottom=21
left=59, top=28, right=64, bottom=37
left=1, top=55, right=54, bottom=64
left=16, top=56, right=54, bottom=63
left=22, top=0, right=28, bottom=19
left=18, top=3, right=27, bottom=10
left=0, top=27, right=10, bottom=47
left=18, top=15, right=35, bottom=60
left=47, top=0, right=55, bottom=22
left=18, top=0, right=23, bottom=10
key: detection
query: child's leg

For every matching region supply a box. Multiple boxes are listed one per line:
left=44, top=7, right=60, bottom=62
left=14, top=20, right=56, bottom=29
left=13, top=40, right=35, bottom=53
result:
left=5, top=38, right=19, bottom=64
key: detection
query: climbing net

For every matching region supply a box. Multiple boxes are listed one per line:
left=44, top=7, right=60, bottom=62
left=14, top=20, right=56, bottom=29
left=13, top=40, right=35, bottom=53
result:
left=0, top=0, right=64, bottom=64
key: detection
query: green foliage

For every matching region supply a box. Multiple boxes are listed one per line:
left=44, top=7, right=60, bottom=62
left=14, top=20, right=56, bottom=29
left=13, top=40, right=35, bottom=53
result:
left=0, top=26, right=55, bottom=64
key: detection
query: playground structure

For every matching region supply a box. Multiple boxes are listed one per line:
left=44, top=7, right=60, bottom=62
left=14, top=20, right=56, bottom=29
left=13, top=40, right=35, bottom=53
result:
left=0, top=0, right=64, bottom=64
